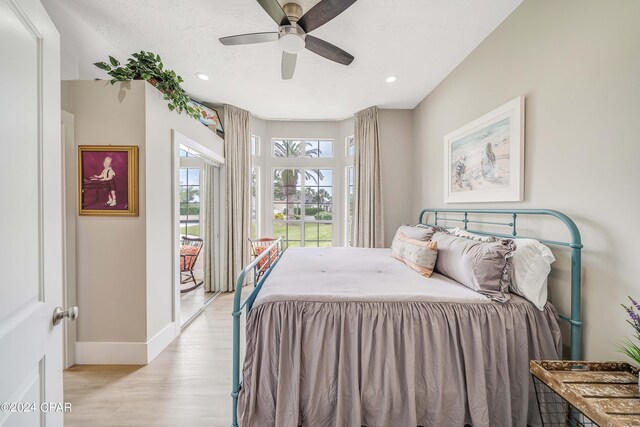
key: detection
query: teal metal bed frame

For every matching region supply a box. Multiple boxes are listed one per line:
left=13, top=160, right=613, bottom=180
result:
left=418, top=208, right=583, bottom=361
left=230, top=209, right=583, bottom=427
left=231, top=237, right=284, bottom=427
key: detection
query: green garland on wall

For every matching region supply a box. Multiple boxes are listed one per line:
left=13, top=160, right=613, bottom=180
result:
left=94, top=51, right=201, bottom=120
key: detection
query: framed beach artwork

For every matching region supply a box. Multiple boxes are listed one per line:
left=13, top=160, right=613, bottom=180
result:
left=78, top=145, right=139, bottom=216
left=443, top=96, right=524, bottom=203
left=190, top=99, right=224, bottom=136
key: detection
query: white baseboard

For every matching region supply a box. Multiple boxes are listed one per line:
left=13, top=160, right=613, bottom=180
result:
left=146, top=322, right=177, bottom=363
left=75, top=322, right=177, bottom=365
left=75, top=341, right=148, bottom=365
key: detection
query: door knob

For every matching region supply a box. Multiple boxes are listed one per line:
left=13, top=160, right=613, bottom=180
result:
left=52, top=306, right=79, bottom=326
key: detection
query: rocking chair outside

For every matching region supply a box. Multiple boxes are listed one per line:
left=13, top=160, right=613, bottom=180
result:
left=249, top=237, right=279, bottom=280
left=180, top=236, right=204, bottom=293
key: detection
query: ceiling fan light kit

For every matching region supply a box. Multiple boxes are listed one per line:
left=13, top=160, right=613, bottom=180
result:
left=219, top=0, right=357, bottom=80
left=278, top=26, right=306, bottom=54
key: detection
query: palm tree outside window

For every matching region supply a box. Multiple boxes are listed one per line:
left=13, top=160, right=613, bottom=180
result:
left=272, top=139, right=334, bottom=247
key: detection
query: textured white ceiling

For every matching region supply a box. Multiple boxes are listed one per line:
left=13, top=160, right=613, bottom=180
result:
left=56, top=0, right=522, bottom=120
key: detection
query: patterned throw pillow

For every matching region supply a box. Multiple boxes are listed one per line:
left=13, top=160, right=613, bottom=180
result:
left=391, top=232, right=438, bottom=277
left=394, top=224, right=437, bottom=241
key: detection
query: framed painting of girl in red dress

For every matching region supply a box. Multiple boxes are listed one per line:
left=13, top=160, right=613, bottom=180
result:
left=78, top=145, right=138, bottom=216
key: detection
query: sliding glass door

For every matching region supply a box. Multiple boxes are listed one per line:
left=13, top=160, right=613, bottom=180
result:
left=177, top=144, right=221, bottom=327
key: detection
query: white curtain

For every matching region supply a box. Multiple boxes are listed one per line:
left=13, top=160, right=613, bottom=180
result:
left=223, top=104, right=251, bottom=292
left=353, top=106, right=385, bottom=248
left=202, top=162, right=216, bottom=293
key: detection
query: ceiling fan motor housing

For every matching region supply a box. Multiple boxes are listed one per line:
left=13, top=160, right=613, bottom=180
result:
left=283, top=2, right=303, bottom=22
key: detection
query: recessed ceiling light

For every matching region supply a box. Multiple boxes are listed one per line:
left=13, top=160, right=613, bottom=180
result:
left=196, top=72, right=209, bottom=81
left=385, top=75, right=398, bottom=83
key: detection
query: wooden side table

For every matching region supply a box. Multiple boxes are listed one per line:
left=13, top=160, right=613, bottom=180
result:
left=530, top=360, right=640, bottom=427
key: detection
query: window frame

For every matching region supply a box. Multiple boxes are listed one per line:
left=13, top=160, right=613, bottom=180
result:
left=271, top=166, right=335, bottom=248
left=251, top=135, right=260, bottom=157
left=250, top=135, right=261, bottom=239
left=271, top=138, right=335, bottom=159
left=179, top=161, right=203, bottom=237
left=251, top=165, right=260, bottom=239
left=344, top=135, right=355, bottom=246
left=263, top=136, right=344, bottom=247
left=345, top=135, right=355, bottom=157
left=345, top=165, right=355, bottom=246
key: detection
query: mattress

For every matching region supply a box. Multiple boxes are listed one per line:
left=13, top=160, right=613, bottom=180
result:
left=239, top=247, right=562, bottom=427
left=254, top=247, right=491, bottom=305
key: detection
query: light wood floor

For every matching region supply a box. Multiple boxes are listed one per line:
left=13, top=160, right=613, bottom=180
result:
left=180, top=286, right=217, bottom=326
left=64, top=291, right=246, bottom=427
left=179, top=256, right=207, bottom=324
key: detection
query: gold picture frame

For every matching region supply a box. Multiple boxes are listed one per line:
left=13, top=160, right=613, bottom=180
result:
left=78, top=145, right=139, bottom=216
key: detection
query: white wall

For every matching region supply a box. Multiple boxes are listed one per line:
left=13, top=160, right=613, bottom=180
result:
left=144, top=85, right=223, bottom=339
left=42, top=0, right=125, bottom=80
left=411, top=0, right=640, bottom=359
left=62, top=80, right=147, bottom=343
left=63, top=80, right=223, bottom=363
left=378, top=110, right=415, bottom=244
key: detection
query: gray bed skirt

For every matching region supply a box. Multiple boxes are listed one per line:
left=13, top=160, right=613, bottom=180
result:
left=238, top=298, right=562, bottom=427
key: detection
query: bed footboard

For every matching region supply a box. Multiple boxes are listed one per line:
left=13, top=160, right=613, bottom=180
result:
left=231, top=237, right=284, bottom=427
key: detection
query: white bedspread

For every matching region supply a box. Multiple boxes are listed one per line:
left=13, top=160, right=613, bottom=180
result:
left=254, top=247, right=490, bottom=306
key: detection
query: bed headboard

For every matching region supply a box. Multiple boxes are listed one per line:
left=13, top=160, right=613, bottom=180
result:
left=418, top=208, right=583, bottom=360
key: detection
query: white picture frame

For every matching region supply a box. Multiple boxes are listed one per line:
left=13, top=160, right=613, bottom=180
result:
left=443, top=96, right=524, bottom=203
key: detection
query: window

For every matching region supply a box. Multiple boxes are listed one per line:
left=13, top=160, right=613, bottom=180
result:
left=251, top=135, right=261, bottom=239
left=273, top=139, right=334, bottom=158
left=251, top=135, right=259, bottom=156
left=251, top=166, right=259, bottom=239
left=271, top=139, right=334, bottom=247
left=346, top=135, right=355, bottom=156
left=180, top=168, right=200, bottom=236
left=179, top=148, right=193, bottom=157
left=345, top=135, right=355, bottom=246
left=345, top=166, right=355, bottom=246
left=273, top=168, right=333, bottom=248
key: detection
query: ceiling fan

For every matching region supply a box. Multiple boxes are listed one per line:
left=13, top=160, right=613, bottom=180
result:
left=219, top=0, right=358, bottom=80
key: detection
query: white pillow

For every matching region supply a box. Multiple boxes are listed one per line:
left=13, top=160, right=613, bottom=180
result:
left=450, top=227, right=555, bottom=310
left=451, top=227, right=491, bottom=241
left=509, top=239, right=556, bottom=310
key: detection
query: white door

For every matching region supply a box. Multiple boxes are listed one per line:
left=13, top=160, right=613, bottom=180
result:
left=0, top=0, right=64, bottom=426
left=62, top=111, right=77, bottom=368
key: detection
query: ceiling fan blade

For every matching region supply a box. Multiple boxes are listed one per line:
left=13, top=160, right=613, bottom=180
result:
left=305, top=35, right=354, bottom=66
left=219, top=32, right=279, bottom=46
left=297, top=0, right=357, bottom=33
left=281, top=51, right=297, bottom=80
left=257, top=0, right=291, bottom=26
